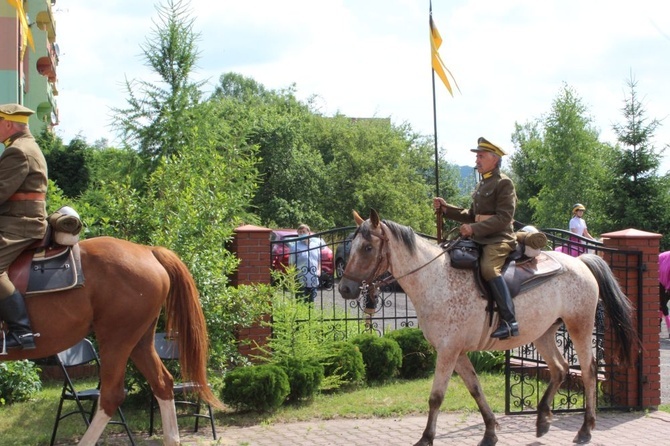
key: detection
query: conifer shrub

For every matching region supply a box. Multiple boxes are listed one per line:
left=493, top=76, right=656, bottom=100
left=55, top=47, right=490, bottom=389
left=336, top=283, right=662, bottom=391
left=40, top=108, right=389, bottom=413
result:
left=221, top=364, right=290, bottom=412
left=320, top=341, right=365, bottom=389
left=277, top=356, right=324, bottom=401
left=350, top=333, right=402, bottom=383
left=385, top=327, right=436, bottom=379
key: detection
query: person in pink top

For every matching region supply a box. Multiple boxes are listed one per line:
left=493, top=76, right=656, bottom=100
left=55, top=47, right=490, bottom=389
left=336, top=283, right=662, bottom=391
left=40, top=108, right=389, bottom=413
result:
left=659, top=251, right=670, bottom=336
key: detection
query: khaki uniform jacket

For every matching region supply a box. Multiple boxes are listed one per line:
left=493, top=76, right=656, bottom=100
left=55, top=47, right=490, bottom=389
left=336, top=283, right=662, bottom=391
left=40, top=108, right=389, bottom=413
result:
left=444, top=168, right=516, bottom=246
left=0, top=130, right=48, bottom=239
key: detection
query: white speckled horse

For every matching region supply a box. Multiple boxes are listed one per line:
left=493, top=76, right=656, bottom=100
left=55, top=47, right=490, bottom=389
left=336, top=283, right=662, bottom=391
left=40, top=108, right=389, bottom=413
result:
left=338, top=210, right=638, bottom=446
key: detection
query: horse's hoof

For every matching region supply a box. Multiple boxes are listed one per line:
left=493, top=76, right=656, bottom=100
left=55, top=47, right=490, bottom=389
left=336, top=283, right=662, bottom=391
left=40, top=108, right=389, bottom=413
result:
left=412, top=440, right=432, bottom=446
left=477, top=434, right=498, bottom=446
left=536, top=421, right=551, bottom=437
left=573, top=432, right=592, bottom=444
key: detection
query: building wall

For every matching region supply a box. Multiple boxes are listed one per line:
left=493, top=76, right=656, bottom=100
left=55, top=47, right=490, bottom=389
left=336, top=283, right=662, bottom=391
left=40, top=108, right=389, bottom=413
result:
left=0, top=0, right=59, bottom=135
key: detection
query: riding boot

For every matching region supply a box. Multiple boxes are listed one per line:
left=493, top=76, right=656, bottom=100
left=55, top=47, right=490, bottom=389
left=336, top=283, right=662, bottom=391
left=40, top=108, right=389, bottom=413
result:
left=0, top=290, right=36, bottom=350
left=488, top=276, right=519, bottom=339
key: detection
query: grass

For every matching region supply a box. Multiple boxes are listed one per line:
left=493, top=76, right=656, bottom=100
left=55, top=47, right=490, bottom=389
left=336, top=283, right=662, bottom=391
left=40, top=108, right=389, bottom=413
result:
left=0, top=374, right=668, bottom=445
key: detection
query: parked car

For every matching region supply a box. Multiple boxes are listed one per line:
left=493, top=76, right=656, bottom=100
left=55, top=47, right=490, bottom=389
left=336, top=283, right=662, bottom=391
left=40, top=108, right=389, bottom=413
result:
left=334, top=231, right=402, bottom=292
left=335, top=232, right=355, bottom=279
left=270, top=229, right=334, bottom=288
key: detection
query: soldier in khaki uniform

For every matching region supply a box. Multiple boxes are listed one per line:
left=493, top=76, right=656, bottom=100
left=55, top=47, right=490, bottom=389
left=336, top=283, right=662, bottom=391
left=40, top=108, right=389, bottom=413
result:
left=0, top=104, right=48, bottom=350
left=434, top=137, right=520, bottom=339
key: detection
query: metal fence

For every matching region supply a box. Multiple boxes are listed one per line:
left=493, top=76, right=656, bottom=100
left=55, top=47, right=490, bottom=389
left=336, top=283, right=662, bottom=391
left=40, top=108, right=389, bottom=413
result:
left=271, top=225, right=644, bottom=413
left=505, top=228, right=643, bottom=414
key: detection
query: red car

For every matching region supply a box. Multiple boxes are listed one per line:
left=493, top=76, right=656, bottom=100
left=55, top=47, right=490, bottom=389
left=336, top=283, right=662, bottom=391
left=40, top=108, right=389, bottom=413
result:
left=270, top=229, right=334, bottom=288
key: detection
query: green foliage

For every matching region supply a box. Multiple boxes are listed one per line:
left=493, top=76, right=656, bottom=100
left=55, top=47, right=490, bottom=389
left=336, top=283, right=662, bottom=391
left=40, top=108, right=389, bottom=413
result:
left=385, top=328, right=436, bottom=379
left=467, top=351, right=506, bottom=373
left=0, top=360, right=42, bottom=405
left=221, top=364, right=290, bottom=412
left=510, top=83, right=611, bottom=232
left=111, top=0, right=205, bottom=173
left=606, top=76, right=670, bottom=248
left=320, top=341, right=365, bottom=390
left=277, top=357, right=324, bottom=402
left=350, top=333, right=402, bottom=383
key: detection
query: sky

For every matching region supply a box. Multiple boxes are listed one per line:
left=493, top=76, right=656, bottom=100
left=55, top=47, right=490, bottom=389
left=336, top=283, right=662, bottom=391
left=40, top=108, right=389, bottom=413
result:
left=52, top=0, right=670, bottom=171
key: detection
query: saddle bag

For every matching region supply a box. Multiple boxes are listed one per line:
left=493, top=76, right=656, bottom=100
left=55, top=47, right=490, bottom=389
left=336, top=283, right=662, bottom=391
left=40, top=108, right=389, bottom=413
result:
left=446, top=238, right=480, bottom=270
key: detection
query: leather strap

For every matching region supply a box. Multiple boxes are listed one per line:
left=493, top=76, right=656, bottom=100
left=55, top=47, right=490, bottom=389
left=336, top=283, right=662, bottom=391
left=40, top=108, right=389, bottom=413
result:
left=8, top=192, right=46, bottom=201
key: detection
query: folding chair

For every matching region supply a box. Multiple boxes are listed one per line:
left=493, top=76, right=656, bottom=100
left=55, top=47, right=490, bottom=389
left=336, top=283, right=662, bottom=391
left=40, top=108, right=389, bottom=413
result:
left=50, top=338, right=135, bottom=446
left=149, top=332, right=217, bottom=439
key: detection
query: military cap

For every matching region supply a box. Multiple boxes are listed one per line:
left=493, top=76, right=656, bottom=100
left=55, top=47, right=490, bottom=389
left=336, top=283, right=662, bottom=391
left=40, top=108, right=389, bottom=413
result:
left=0, top=104, right=35, bottom=124
left=471, top=137, right=506, bottom=157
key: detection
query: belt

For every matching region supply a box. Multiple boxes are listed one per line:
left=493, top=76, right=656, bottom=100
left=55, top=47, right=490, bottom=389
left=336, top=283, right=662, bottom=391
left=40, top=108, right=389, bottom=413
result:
left=7, top=192, right=46, bottom=201
left=475, top=214, right=494, bottom=222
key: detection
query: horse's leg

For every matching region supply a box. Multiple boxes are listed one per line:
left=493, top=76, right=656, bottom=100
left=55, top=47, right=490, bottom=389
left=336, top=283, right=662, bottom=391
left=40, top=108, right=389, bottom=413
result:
left=453, top=353, right=498, bottom=446
left=531, top=325, right=569, bottom=438
left=129, top=331, right=180, bottom=446
left=77, top=404, right=111, bottom=446
left=414, top=350, right=458, bottom=446
left=562, top=319, right=597, bottom=444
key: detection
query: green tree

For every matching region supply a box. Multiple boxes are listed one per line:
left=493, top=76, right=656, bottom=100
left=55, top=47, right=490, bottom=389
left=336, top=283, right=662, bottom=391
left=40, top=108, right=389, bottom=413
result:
left=606, top=76, right=670, bottom=247
left=509, top=120, right=543, bottom=225
left=319, top=116, right=436, bottom=232
left=112, top=0, right=204, bottom=173
left=511, top=84, right=611, bottom=234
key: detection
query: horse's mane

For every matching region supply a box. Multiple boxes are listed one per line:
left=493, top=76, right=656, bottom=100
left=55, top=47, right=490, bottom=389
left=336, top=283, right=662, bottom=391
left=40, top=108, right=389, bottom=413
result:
left=358, top=218, right=417, bottom=255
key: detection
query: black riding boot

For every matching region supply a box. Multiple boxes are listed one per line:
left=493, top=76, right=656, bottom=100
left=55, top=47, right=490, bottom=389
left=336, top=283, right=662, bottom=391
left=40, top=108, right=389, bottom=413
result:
left=0, top=291, right=36, bottom=350
left=489, top=276, right=519, bottom=339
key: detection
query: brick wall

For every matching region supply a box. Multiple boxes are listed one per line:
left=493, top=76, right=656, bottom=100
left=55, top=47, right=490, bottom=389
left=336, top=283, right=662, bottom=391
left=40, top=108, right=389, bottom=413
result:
left=230, top=225, right=273, bottom=360
left=601, top=228, right=662, bottom=408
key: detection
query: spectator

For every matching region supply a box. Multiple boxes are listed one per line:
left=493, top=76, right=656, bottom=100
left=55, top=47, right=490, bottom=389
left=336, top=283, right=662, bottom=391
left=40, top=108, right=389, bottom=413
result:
left=289, top=224, right=323, bottom=303
left=568, top=203, right=595, bottom=257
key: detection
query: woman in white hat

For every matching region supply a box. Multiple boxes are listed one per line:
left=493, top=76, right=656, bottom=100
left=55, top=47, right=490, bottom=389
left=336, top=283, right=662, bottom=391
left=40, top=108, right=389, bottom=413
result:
left=568, top=203, right=594, bottom=256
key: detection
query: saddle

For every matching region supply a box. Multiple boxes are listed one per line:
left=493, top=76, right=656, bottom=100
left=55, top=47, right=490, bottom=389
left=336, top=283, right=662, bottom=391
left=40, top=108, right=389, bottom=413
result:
left=7, top=208, right=85, bottom=296
left=473, top=245, right=565, bottom=326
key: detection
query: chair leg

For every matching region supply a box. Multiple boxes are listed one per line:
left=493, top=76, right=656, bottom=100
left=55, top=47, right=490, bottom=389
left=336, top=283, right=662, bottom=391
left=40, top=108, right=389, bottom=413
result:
left=116, top=408, right=136, bottom=446
left=50, top=399, right=66, bottom=446
left=149, top=397, right=156, bottom=436
left=207, top=403, right=217, bottom=440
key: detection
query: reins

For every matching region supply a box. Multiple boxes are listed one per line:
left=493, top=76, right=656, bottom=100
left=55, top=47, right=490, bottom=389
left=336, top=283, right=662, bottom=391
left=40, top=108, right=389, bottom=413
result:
left=342, top=222, right=449, bottom=290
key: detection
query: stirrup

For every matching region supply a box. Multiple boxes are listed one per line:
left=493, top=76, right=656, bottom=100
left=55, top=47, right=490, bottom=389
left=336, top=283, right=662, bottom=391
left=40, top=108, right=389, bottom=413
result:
left=1, top=331, right=37, bottom=352
left=491, top=320, right=519, bottom=339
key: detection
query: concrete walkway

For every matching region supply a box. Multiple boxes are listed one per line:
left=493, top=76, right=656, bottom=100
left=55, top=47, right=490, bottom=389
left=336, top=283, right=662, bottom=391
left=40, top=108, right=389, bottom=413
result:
left=170, top=410, right=670, bottom=446
left=114, top=325, right=670, bottom=446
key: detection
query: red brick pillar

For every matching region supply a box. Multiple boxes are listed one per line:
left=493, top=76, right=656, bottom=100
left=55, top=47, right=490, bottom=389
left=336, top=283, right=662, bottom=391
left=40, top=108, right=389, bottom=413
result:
left=601, top=228, right=661, bottom=408
left=230, top=225, right=273, bottom=360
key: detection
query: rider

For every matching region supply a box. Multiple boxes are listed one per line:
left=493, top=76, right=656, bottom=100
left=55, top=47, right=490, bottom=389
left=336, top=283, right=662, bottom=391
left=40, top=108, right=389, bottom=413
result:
left=0, top=104, right=48, bottom=350
left=434, top=137, right=521, bottom=339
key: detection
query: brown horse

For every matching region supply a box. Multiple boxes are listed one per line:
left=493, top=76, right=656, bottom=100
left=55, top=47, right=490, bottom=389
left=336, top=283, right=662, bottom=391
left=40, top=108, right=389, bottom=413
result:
left=1, top=236, right=221, bottom=446
left=339, top=210, right=637, bottom=446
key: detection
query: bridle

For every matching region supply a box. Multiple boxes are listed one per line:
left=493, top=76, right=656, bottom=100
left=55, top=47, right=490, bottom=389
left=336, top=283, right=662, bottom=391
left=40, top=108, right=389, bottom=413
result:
left=341, top=222, right=448, bottom=295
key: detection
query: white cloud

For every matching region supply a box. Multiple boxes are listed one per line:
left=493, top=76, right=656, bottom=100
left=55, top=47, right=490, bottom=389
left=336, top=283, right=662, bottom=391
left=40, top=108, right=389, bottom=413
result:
left=53, top=0, right=670, bottom=170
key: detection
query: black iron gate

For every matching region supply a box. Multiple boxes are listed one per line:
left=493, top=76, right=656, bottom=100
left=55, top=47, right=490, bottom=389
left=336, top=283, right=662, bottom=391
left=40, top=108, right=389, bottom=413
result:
left=270, top=226, right=422, bottom=340
left=504, top=228, right=643, bottom=414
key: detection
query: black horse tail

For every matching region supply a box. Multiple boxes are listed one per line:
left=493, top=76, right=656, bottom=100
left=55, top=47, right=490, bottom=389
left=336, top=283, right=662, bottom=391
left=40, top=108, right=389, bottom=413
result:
left=579, top=253, right=640, bottom=365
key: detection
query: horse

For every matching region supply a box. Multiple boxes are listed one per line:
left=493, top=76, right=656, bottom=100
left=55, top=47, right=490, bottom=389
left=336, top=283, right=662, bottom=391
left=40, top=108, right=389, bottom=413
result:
left=338, top=210, right=638, bottom=446
left=0, top=236, right=222, bottom=446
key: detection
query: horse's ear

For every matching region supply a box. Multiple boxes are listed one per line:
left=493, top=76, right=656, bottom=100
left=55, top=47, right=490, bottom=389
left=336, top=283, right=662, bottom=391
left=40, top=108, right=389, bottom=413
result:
left=352, top=210, right=364, bottom=226
left=370, top=209, right=380, bottom=228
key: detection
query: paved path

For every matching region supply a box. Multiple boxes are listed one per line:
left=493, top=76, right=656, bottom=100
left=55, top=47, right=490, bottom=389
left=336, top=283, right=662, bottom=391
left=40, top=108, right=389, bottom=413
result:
left=169, top=410, right=670, bottom=446
left=119, top=325, right=670, bottom=445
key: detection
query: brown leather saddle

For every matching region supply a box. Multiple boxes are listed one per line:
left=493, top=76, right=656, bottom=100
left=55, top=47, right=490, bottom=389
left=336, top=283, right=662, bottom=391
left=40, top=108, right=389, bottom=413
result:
left=7, top=227, right=85, bottom=296
left=475, top=245, right=565, bottom=325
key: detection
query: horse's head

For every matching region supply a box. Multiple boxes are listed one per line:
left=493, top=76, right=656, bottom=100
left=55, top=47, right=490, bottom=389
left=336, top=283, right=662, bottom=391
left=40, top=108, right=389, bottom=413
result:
left=338, top=209, right=389, bottom=307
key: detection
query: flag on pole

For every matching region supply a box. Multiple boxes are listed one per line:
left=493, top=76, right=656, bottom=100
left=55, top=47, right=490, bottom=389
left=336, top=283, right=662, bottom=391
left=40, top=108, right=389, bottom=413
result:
left=7, top=0, right=36, bottom=60
left=430, top=15, right=460, bottom=96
